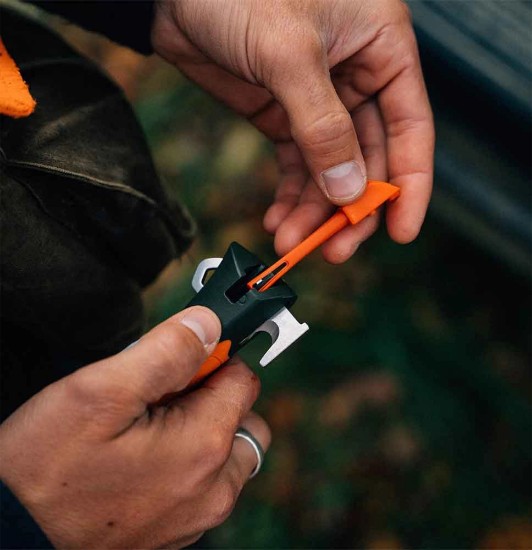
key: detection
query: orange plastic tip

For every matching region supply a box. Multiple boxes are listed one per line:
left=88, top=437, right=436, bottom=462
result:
left=0, top=38, right=36, bottom=118
left=341, top=180, right=400, bottom=224
left=248, top=180, right=400, bottom=292
left=186, top=340, right=232, bottom=389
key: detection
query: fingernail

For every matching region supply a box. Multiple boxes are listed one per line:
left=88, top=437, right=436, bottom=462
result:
left=321, top=161, right=367, bottom=201
left=180, top=308, right=220, bottom=349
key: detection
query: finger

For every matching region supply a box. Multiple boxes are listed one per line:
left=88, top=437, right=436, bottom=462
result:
left=273, top=114, right=386, bottom=261
left=351, top=99, right=388, bottom=182
left=72, top=306, right=221, bottom=419
left=179, top=358, right=261, bottom=447
left=264, top=142, right=307, bottom=234
left=195, top=411, right=270, bottom=532
left=178, top=55, right=295, bottom=144
left=224, top=411, right=271, bottom=485
left=271, top=42, right=367, bottom=205
left=276, top=139, right=306, bottom=176
left=263, top=172, right=306, bottom=234
left=273, top=179, right=335, bottom=256
left=334, top=80, right=368, bottom=113
left=176, top=56, right=274, bottom=120
left=316, top=100, right=387, bottom=263
left=378, top=32, right=435, bottom=243
left=321, top=212, right=380, bottom=264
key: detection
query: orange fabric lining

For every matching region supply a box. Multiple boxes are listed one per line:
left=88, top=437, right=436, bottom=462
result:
left=0, top=37, right=36, bottom=118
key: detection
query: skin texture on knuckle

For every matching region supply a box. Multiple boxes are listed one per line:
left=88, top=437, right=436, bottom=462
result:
left=183, top=364, right=261, bottom=475
left=364, top=0, right=417, bottom=56
left=296, top=28, right=326, bottom=64
left=236, top=363, right=262, bottom=402
left=295, top=109, right=355, bottom=159
left=170, top=0, right=205, bottom=38
left=259, top=17, right=324, bottom=89
left=369, top=0, right=412, bottom=25
left=396, top=0, right=413, bottom=25
left=196, top=422, right=234, bottom=475
left=172, top=0, right=255, bottom=78
left=250, top=370, right=261, bottom=402
left=387, top=111, right=430, bottom=140
left=60, top=363, right=144, bottom=436
left=219, top=362, right=262, bottom=415
left=398, top=31, right=422, bottom=70
left=61, top=368, right=131, bottom=420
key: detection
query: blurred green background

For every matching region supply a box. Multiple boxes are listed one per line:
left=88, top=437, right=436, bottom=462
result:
left=47, top=6, right=531, bottom=549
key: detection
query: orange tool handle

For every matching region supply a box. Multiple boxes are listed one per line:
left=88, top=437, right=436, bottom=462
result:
left=184, top=181, right=400, bottom=391
left=248, top=180, right=400, bottom=292
left=186, top=340, right=233, bottom=389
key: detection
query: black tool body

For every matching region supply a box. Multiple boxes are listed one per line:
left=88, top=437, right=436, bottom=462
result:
left=187, top=242, right=297, bottom=358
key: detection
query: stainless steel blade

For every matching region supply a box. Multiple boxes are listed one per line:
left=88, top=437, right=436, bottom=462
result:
left=191, top=258, right=222, bottom=292
left=250, top=307, right=309, bottom=367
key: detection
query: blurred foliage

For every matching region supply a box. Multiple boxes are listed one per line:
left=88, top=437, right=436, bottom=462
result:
left=50, top=22, right=531, bottom=550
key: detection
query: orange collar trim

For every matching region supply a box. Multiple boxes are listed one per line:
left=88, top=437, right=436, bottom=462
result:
left=0, top=37, right=36, bottom=118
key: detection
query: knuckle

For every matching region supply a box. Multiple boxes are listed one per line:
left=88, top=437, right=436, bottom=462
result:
left=249, top=371, right=261, bottom=401
left=64, top=368, right=106, bottom=402
left=62, top=369, right=129, bottom=420
left=400, top=43, right=419, bottom=68
left=225, top=365, right=262, bottom=412
left=397, top=1, right=413, bottom=24
left=377, top=3, right=415, bottom=52
left=360, top=141, right=383, bottom=161
left=296, top=110, right=354, bottom=156
left=384, top=0, right=412, bottom=25
left=299, top=30, right=324, bottom=60
left=154, top=322, right=205, bottom=366
left=245, top=371, right=262, bottom=406
left=265, top=28, right=323, bottom=86
left=387, top=114, right=427, bottom=140
left=276, top=26, right=322, bottom=59
left=200, top=425, right=233, bottom=472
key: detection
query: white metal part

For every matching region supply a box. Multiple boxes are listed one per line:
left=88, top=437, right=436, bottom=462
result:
left=250, top=307, right=309, bottom=367
left=191, top=258, right=222, bottom=292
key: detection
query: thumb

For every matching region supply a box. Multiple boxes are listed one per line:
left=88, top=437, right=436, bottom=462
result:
left=69, top=306, right=221, bottom=422
left=272, top=54, right=367, bottom=205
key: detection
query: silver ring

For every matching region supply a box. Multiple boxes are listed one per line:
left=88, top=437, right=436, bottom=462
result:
left=234, top=427, right=264, bottom=479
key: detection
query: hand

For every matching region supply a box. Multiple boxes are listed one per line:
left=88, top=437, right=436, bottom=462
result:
left=152, top=0, right=434, bottom=264
left=0, top=307, right=270, bottom=549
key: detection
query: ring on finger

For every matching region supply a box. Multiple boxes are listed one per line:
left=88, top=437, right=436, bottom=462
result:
left=234, top=427, right=264, bottom=479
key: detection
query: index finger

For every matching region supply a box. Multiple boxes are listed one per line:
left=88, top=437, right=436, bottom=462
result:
left=378, top=32, right=435, bottom=243
left=178, top=358, right=261, bottom=439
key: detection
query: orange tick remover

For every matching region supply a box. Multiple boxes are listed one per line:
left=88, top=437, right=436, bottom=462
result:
left=184, top=180, right=400, bottom=389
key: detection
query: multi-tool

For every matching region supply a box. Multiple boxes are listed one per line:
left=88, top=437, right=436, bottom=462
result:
left=185, top=181, right=400, bottom=389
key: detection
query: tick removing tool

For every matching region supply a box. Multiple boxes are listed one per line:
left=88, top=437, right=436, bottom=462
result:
left=185, top=180, right=400, bottom=389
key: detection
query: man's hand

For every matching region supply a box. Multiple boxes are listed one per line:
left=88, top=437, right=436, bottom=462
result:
left=152, top=0, right=434, bottom=264
left=0, top=307, right=270, bottom=549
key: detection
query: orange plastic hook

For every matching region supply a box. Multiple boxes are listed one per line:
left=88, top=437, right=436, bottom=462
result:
left=248, top=180, right=400, bottom=292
